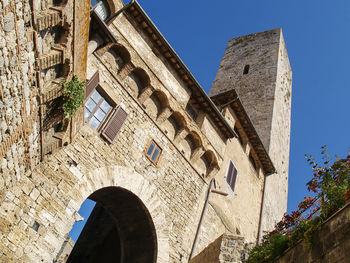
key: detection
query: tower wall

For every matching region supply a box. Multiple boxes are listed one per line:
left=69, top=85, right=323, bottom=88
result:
left=210, top=29, right=292, bottom=231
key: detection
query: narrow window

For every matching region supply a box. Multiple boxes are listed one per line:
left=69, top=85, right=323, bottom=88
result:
left=249, top=152, right=257, bottom=171
left=226, top=160, right=238, bottom=192
left=145, top=140, right=162, bottom=164
left=243, top=65, right=250, bottom=75
left=84, top=89, right=112, bottom=130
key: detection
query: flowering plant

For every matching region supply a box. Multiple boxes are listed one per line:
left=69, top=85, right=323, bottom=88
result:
left=246, top=147, right=350, bottom=263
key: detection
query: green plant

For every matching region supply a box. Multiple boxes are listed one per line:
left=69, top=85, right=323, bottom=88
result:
left=246, top=147, right=350, bottom=263
left=62, top=76, right=85, bottom=119
left=247, top=233, right=288, bottom=263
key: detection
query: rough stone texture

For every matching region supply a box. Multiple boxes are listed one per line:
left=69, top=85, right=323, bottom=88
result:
left=0, top=0, right=292, bottom=262
left=276, top=204, right=350, bottom=263
left=210, top=29, right=292, bottom=232
left=0, top=0, right=40, bottom=193
left=190, top=234, right=252, bottom=263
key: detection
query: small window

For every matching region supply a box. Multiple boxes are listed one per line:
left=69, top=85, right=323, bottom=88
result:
left=226, top=160, right=238, bottom=192
left=243, top=65, right=250, bottom=75
left=84, top=90, right=112, bottom=130
left=93, top=0, right=111, bottom=21
left=145, top=140, right=162, bottom=164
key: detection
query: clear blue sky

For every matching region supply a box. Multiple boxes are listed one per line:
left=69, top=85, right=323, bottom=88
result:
left=132, top=0, right=350, bottom=212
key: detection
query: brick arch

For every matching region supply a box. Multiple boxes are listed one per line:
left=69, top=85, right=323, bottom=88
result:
left=74, top=165, right=170, bottom=263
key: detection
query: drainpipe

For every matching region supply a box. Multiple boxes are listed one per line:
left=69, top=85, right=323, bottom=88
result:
left=188, top=179, right=228, bottom=261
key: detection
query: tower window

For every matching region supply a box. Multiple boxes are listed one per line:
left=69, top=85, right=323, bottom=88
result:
left=243, top=65, right=250, bottom=75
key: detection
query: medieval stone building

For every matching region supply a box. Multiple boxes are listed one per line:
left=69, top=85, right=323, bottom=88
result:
left=0, top=0, right=292, bottom=262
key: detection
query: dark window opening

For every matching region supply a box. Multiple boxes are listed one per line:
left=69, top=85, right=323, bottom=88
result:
left=226, top=160, right=238, bottom=192
left=243, top=65, right=250, bottom=75
left=32, top=221, right=40, bottom=232
left=146, top=140, right=162, bottom=164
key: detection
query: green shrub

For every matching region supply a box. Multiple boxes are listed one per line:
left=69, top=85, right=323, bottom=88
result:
left=62, top=76, right=85, bottom=119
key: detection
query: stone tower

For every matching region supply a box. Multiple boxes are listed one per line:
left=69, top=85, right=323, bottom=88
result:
left=210, top=28, right=292, bottom=232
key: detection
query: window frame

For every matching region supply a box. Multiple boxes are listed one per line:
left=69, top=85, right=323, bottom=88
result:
left=225, top=160, right=238, bottom=193
left=84, top=85, right=116, bottom=132
left=145, top=139, right=162, bottom=165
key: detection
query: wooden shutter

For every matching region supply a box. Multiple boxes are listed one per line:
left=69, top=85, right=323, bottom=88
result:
left=85, top=71, right=99, bottom=98
left=101, top=106, right=128, bottom=143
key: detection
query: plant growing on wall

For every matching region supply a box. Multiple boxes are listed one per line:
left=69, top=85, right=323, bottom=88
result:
left=246, top=146, right=350, bottom=263
left=62, top=76, right=85, bottom=119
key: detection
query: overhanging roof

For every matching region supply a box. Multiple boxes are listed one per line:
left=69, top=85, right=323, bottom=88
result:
left=123, top=1, right=237, bottom=139
left=211, top=90, right=276, bottom=175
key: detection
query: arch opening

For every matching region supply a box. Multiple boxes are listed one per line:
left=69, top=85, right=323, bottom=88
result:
left=64, top=186, right=157, bottom=263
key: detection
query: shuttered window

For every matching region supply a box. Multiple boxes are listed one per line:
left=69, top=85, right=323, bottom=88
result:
left=85, top=71, right=99, bottom=98
left=226, top=160, right=238, bottom=192
left=101, top=106, right=128, bottom=143
left=84, top=71, right=128, bottom=143
left=84, top=90, right=112, bottom=130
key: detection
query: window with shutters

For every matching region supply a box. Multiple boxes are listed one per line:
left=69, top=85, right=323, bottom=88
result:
left=84, top=90, right=113, bottom=130
left=226, top=160, right=238, bottom=192
left=145, top=140, right=162, bottom=164
left=84, top=71, right=128, bottom=143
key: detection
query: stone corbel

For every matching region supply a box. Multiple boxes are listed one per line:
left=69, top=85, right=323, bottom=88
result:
left=95, top=41, right=113, bottom=57
left=190, top=146, right=205, bottom=163
left=174, top=127, right=189, bottom=144
left=156, top=107, right=172, bottom=123
left=118, top=62, right=134, bottom=79
left=207, top=164, right=219, bottom=178
left=138, top=85, right=153, bottom=104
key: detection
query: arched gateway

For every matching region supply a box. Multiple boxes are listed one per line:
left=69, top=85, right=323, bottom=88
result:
left=57, top=165, right=169, bottom=263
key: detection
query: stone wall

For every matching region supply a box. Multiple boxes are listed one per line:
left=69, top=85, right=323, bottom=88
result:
left=0, top=0, right=290, bottom=262
left=277, top=204, right=350, bottom=263
left=0, top=0, right=41, bottom=197
left=190, top=234, right=251, bottom=263
left=260, top=32, right=292, bottom=235
left=210, top=29, right=292, bottom=232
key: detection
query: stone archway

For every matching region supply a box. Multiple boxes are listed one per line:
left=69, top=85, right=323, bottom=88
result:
left=64, top=165, right=170, bottom=263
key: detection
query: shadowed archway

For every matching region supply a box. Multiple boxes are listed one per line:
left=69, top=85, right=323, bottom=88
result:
left=67, top=186, right=157, bottom=263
